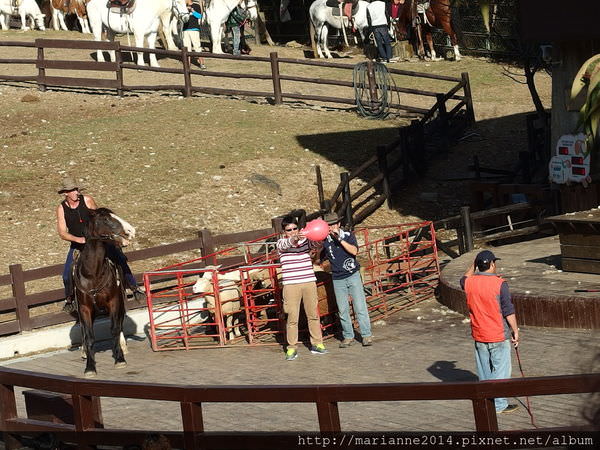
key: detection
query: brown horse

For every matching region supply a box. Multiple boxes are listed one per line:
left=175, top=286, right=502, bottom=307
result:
left=395, top=0, right=461, bottom=61
left=416, top=0, right=461, bottom=60
left=73, top=208, right=135, bottom=378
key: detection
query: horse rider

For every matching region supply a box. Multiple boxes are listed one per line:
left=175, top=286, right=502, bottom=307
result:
left=56, top=177, right=145, bottom=313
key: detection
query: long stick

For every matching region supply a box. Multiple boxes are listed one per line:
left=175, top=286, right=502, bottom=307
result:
left=515, top=347, right=538, bottom=428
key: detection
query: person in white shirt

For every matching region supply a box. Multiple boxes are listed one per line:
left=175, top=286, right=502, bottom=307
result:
left=367, top=0, right=393, bottom=63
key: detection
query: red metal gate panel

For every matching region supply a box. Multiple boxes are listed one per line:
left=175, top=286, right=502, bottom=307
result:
left=145, top=221, right=440, bottom=351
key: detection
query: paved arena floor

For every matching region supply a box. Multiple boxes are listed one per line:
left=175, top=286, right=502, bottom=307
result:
left=3, top=296, right=598, bottom=433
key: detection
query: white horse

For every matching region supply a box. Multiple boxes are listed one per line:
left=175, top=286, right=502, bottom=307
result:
left=0, top=0, right=45, bottom=31
left=86, top=0, right=189, bottom=67
left=205, top=0, right=257, bottom=54
left=309, top=0, right=369, bottom=59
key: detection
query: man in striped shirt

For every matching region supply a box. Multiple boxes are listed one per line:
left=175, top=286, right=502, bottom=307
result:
left=277, top=216, right=328, bottom=361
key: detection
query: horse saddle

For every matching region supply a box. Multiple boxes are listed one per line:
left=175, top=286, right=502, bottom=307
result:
left=326, top=0, right=359, bottom=19
left=107, top=0, right=136, bottom=14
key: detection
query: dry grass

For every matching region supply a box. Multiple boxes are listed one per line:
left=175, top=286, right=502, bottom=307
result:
left=0, top=29, right=551, bottom=300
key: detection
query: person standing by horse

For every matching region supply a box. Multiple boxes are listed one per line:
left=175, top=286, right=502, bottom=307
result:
left=225, top=0, right=248, bottom=56
left=183, top=0, right=206, bottom=69
left=56, top=177, right=145, bottom=313
left=366, top=0, right=393, bottom=63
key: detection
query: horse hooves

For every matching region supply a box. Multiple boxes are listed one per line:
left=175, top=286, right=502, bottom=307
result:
left=115, top=361, right=127, bottom=369
left=84, top=370, right=97, bottom=379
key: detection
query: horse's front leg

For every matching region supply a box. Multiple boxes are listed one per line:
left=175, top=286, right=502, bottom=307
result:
left=133, top=31, right=147, bottom=66
left=319, top=26, right=332, bottom=59
left=210, top=21, right=224, bottom=54
left=425, top=32, right=440, bottom=61
left=159, top=11, right=176, bottom=50
left=110, top=299, right=127, bottom=368
left=106, top=29, right=117, bottom=62
left=146, top=31, right=160, bottom=68
left=19, top=13, right=29, bottom=30
left=79, top=306, right=97, bottom=377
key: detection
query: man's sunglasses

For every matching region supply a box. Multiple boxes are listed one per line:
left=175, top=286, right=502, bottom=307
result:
left=284, top=227, right=298, bottom=232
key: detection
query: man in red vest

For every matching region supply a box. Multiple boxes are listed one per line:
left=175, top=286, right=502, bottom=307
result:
left=460, top=250, right=520, bottom=414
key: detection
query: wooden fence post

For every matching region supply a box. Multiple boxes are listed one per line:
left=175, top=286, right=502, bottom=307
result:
left=460, top=206, right=474, bottom=252
left=9, top=264, right=30, bottom=332
left=115, top=42, right=124, bottom=97
left=400, top=126, right=410, bottom=180
left=436, top=93, right=449, bottom=153
left=472, top=398, right=499, bottom=431
left=271, top=216, right=283, bottom=233
left=269, top=52, right=283, bottom=105
left=315, top=165, right=325, bottom=210
left=181, top=401, right=204, bottom=450
left=198, top=229, right=216, bottom=264
left=366, top=59, right=378, bottom=106
left=376, top=145, right=392, bottom=208
left=316, top=400, right=341, bottom=432
left=0, top=383, right=21, bottom=450
left=461, top=72, right=475, bottom=124
left=340, top=172, right=353, bottom=228
left=181, top=47, right=192, bottom=98
left=36, top=40, right=46, bottom=92
left=473, top=155, right=481, bottom=180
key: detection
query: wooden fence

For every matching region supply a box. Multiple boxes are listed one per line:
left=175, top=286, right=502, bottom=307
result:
left=0, top=38, right=474, bottom=119
left=0, top=366, right=597, bottom=449
left=0, top=223, right=280, bottom=339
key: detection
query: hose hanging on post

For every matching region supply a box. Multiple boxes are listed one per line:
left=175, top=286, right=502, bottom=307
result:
left=353, top=61, right=401, bottom=120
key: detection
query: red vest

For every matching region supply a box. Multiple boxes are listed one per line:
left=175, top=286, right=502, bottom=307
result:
left=464, top=274, right=507, bottom=343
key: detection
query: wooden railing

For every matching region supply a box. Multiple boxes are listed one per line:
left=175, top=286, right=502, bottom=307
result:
left=0, top=367, right=597, bottom=449
left=0, top=38, right=473, bottom=120
left=0, top=223, right=279, bottom=338
left=433, top=202, right=551, bottom=258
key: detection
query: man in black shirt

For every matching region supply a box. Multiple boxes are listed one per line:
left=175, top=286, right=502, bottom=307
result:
left=56, top=177, right=144, bottom=313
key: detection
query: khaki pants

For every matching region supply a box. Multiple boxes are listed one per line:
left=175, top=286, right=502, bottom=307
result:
left=283, top=281, right=323, bottom=349
left=183, top=30, right=201, bottom=53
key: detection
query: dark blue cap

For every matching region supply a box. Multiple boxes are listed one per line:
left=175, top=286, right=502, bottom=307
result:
left=475, top=250, right=500, bottom=266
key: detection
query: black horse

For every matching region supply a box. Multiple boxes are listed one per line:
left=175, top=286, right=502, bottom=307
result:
left=73, top=208, right=135, bottom=377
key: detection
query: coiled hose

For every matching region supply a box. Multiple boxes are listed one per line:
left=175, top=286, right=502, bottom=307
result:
left=353, top=61, right=400, bottom=119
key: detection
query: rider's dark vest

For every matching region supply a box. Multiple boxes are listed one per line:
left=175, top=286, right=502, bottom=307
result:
left=62, top=195, right=92, bottom=250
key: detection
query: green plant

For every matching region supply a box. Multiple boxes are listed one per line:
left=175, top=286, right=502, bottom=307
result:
left=570, top=54, right=600, bottom=153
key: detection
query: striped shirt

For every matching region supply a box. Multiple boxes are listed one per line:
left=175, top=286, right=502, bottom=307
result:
left=277, top=236, right=317, bottom=285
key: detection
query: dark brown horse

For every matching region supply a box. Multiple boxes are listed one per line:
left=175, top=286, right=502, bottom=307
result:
left=394, top=0, right=461, bottom=61
left=73, top=208, right=135, bottom=377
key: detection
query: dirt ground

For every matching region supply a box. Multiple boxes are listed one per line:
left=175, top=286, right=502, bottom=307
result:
left=0, top=29, right=551, bottom=293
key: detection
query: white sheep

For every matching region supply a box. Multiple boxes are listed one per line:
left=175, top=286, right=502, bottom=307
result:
left=192, top=268, right=243, bottom=341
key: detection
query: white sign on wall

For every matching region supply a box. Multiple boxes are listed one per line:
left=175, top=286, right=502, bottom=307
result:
left=549, top=133, right=591, bottom=184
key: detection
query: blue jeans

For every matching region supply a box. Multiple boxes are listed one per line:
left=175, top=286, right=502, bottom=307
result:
left=332, top=271, right=372, bottom=339
left=232, top=26, right=241, bottom=55
left=62, top=245, right=137, bottom=298
left=474, top=340, right=512, bottom=412
left=373, top=26, right=392, bottom=62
